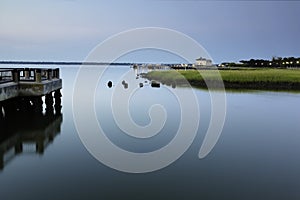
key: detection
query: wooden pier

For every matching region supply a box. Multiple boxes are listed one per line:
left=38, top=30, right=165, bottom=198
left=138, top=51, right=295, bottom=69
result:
left=0, top=68, right=62, bottom=116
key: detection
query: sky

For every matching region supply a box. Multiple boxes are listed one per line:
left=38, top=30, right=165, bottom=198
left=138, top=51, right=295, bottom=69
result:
left=0, top=0, right=299, bottom=64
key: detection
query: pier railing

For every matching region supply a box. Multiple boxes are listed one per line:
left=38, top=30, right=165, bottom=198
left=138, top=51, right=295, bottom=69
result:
left=0, top=68, right=60, bottom=84
left=0, top=69, right=13, bottom=84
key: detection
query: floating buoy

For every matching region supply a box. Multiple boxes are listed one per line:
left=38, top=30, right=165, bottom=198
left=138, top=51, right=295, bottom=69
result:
left=121, top=80, right=128, bottom=89
left=171, top=82, right=176, bottom=88
left=107, top=81, right=112, bottom=88
left=151, top=81, right=160, bottom=88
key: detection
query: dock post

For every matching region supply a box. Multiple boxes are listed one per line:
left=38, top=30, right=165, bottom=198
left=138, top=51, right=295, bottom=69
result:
left=24, top=68, right=30, bottom=79
left=47, top=69, right=53, bottom=80
left=57, top=68, right=60, bottom=78
left=53, top=68, right=60, bottom=79
left=12, top=69, right=19, bottom=83
left=35, top=69, right=42, bottom=83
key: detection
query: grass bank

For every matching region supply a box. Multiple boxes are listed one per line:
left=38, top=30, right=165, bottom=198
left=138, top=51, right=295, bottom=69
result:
left=144, top=69, right=300, bottom=90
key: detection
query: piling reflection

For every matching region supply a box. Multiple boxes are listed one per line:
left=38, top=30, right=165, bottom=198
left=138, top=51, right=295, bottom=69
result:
left=0, top=111, right=63, bottom=170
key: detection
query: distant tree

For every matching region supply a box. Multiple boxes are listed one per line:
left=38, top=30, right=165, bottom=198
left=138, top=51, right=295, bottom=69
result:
left=248, top=59, right=256, bottom=67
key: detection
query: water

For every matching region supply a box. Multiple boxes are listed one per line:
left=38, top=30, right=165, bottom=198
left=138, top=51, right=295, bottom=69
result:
left=1, top=66, right=300, bottom=200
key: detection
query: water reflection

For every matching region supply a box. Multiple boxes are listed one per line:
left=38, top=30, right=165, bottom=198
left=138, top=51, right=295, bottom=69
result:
left=0, top=66, right=299, bottom=199
left=0, top=112, right=63, bottom=170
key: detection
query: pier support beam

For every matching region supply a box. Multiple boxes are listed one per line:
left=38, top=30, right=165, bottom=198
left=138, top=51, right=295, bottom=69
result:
left=45, top=92, right=54, bottom=115
left=54, top=90, right=62, bottom=115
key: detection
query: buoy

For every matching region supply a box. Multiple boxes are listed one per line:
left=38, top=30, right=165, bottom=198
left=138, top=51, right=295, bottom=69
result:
left=151, top=81, right=160, bottom=88
left=171, top=82, right=176, bottom=88
left=107, top=81, right=112, bottom=88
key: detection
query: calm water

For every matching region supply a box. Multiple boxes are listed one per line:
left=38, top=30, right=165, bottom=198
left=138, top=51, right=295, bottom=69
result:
left=1, top=66, right=300, bottom=200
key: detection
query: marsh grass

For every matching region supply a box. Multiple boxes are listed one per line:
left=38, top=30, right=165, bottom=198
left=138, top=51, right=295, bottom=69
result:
left=145, top=69, right=300, bottom=90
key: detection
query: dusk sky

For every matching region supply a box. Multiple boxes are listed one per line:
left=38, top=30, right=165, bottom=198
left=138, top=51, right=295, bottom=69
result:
left=0, top=0, right=299, bottom=63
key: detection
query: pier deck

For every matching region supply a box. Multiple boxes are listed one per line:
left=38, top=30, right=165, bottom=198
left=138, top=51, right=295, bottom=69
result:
left=0, top=68, right=62, bottom=117
left=0, top=68, right=62, bottom=102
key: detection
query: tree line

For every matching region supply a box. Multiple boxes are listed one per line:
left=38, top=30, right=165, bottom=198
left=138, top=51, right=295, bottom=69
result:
left=220, top=57, right=300, bottom=68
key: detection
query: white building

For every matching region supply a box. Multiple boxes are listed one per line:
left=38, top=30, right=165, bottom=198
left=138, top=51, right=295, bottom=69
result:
left=195, top=57, right=212, bottom=67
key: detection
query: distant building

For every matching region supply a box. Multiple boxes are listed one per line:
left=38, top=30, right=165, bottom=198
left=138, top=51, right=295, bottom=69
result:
left=195, top=57, right=212, bottom=67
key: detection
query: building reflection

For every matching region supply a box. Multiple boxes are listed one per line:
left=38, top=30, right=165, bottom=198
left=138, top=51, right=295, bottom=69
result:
left=0, top=111, right=63, bottom=170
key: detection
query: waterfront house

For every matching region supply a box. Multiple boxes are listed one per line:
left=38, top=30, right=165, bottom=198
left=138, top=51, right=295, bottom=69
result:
left=195, top=57, right=212, bottom=67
